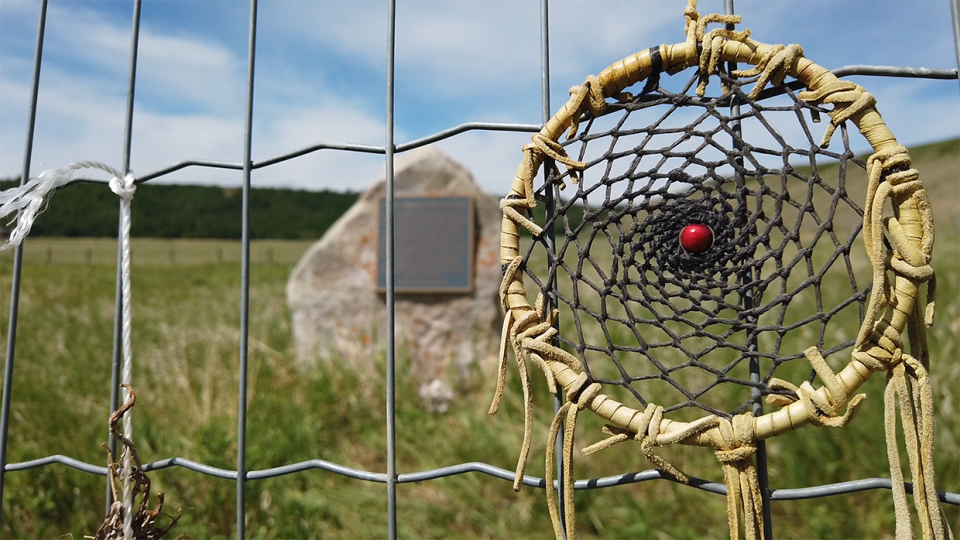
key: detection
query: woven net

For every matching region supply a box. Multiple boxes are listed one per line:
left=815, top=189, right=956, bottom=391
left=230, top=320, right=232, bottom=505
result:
left=524, top=69, right=867, bottom=421
left=492, top=3, right=951, bottom=539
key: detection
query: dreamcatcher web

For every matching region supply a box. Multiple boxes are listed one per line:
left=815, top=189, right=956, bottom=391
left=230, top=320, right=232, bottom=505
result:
left=523, top=69, right=869, bottom=420
left=492, top=4, right=950, bottom=539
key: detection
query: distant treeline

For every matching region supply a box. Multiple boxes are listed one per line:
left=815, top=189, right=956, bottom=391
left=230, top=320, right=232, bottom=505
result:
left=0, top=180, right=359, bottom=239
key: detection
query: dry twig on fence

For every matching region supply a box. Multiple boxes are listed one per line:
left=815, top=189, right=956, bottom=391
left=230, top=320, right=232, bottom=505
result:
left=90, top=385, right=182, bottom=540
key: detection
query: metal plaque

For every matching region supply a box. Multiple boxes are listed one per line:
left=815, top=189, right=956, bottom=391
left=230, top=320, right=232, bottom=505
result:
left=376, top=197, right=475, bottom=293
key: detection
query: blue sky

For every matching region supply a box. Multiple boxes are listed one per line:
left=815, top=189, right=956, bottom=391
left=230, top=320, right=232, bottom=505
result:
left=1, top=0, right=958, bottom=195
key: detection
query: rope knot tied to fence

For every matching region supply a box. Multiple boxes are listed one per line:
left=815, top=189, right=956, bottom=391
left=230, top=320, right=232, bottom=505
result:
left=0, top=161, right=135, bottom=250
left=0, top=161, right=141, bottom=540
left=109, top=173, right=137, bottom=201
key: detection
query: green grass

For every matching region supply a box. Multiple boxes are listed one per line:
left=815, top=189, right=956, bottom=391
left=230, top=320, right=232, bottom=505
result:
left=1, top=136, right=959, bottom=540
left=6, top=237, right=315, bottom=266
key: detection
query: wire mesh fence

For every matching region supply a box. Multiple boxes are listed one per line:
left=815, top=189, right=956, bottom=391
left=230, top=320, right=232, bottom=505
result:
left=0, top=1, right=958, bottom=538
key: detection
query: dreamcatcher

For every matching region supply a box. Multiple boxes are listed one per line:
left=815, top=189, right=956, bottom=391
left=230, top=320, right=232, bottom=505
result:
left=489, top=2, right=952, bottom=539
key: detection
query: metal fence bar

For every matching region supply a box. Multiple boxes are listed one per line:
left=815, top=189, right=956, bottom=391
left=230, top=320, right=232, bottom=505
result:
left=2, top=2, right=960, bottom=532
left=137, top=123, right=541, bottom=180
left=723, top=1, right=774, bottom=537
left=953, top=0, right=960, bottom=93
left=0, top=0, right=48, bottom=526
left=755, top=66, right=958, bottom=101
left=117, top=61, right=956, bottom=184
left=236, top=0, right=259, bottom=537
left=6, top=452, right=959, bottom=505
left=106, top=0, right=142, bottom=515
left=829, top=65, right=958, bottom=79
left=397, top=123, right=542, bottom=152
left=537, top=0, right=567, bottom=537
left=143, top=123, right=541, bottom=181
left=384, top=0, right=399, bottom=538
left=137, top=160, right=246, bottom=183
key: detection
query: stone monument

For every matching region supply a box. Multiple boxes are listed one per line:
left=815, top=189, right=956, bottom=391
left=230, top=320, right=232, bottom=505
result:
left=286, top=147, right=501, bottom=412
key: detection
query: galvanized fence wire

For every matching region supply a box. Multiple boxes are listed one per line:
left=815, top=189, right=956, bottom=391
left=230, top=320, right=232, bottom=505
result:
left=0, top=0, right=959, bottom=539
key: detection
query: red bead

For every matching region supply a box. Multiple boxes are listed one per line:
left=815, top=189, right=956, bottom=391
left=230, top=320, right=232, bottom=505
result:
left=680, top=224, right=714, bottom=254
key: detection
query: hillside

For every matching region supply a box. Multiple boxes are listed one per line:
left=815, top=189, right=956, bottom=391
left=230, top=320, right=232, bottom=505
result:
left=0, top=137, right=955, bottom=240
left=909, top=137, right=960, bottom=231
left=0, top=181, right=359, bottom=240
left=0, top=139, right=956, bottom=538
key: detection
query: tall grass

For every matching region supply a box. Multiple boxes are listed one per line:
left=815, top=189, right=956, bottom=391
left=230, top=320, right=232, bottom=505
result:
left=0, top=227, right=956, bottom=539
left=6, top=238, right=314, bottom=266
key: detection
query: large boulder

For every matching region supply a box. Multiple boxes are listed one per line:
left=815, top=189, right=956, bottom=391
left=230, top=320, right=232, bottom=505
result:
left=286, top=147, right=502, bottom=412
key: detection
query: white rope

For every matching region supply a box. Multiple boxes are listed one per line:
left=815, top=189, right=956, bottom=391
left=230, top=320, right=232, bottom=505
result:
left=0, top=162, right=137, bottom=539
left=110, top=172, right=136, bottom=540
left=0, top=161, right=123, bottom=250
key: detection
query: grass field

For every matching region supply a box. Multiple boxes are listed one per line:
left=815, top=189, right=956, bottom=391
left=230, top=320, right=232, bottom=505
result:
left=5, top=237, right=315, bottom=266
left=0, top=142, right=957, bottom=538
left=1, top=244, right=956, bottom=538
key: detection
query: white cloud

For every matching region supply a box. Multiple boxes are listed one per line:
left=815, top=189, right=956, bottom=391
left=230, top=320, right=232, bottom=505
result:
left=1, top=0, right=957, bottom=198
left=259, top=1, right=386, bottom=69
left=224, top=3, right=666, bottom=101
left=867, top=78, right=960, bottom=148
left=0, top=0, right=33, bottom=17
left=1, top=72, right=127, bottom=176
left=48, top=7, right=130, bottom=77
left=135, top=31, right=244, bottom=115
left=251, top=100, right=393, bottom=191
left=434, top=129, right=540, bottom=196
left=131, top=112, right=242, bottom=172
left=44, top=3, right=246, bottom=115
